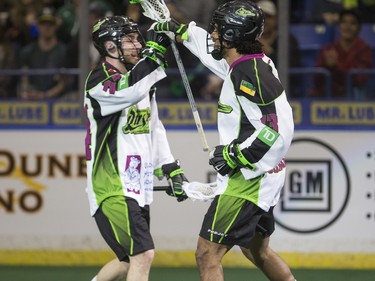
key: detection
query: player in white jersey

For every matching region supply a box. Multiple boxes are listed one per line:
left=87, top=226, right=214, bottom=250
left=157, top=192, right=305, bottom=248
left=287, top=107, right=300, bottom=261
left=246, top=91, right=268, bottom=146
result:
left=85, top=16, right=188, bottom=281
left=153, top=1, right=296, bottom=280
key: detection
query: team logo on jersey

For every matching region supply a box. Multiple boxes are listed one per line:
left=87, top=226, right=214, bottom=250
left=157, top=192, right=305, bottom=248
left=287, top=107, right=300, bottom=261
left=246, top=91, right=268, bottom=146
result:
left=240, top=80, right=256, bottom=96
left=122, top=106, right=151, bottom=134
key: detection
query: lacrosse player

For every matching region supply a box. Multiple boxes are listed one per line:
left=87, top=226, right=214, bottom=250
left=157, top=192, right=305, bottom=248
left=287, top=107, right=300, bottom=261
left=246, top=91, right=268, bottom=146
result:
left=153, top=0, right=296, bottom=280
left=85, top=16, right=188, bottom=281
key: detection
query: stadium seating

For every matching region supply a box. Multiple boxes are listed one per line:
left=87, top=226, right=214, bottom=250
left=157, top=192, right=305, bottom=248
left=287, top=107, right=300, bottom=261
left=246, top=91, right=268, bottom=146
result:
left=289, top=24, right=335, bottom=97
left=359, top=24, right=375, bottom=48
left=289, top=24, right=335, bottom=67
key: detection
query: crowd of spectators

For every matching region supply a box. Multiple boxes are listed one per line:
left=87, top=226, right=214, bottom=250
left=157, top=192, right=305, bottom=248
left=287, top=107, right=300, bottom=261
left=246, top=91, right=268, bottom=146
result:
left=310, top=9, right=373, bottom=99
left=0, top=0, right=374, bottom=100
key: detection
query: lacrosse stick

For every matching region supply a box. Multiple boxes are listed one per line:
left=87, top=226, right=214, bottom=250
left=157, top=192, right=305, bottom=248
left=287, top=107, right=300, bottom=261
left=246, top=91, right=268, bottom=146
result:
left=154, top=181, right=217, bottom=202
left=130, top=0, right=210, bottom=152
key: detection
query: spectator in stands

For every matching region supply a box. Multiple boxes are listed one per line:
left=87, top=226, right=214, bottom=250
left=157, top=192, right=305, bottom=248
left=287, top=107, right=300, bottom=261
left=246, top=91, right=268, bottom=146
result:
left=18, top=7, right=67, bottom=100
left=63, top=1, right=110, bottom=99
left=0, top=12, right=17, bottom=99
left=257, top=0, right=302, bottom=98
left=310, top=9, right=373, bottom=99
left=7, top=0, right=43, bottom=47
left=66, top=1, right=110, bottom=70
left=57, top=0, right=113, bottom=44
left=55, top=0, right=80, bottom=43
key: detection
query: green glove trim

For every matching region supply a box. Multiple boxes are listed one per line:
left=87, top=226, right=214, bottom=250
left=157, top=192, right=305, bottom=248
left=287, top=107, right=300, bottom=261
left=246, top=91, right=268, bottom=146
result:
left=223, top=145, right=238, bottom=169
left=154, top=20, right=188, bottom=41
left=154, top=168, right=163, bottom=178
left=129, top=0, right=141, bottom=4
left=176, top=24, right=188, bottom=40
left=234, top=145, right=256, bottom=170
left=146, top=41, right=167, bottom=54
left=155, top=22, right=168, bottom=32
left=142, top=48, right=168, bottom=70
left=169, top=168, right=184, bottom=178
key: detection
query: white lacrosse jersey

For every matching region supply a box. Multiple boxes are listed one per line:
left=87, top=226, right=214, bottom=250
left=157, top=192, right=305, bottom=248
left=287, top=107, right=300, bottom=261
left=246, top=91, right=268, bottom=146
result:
left=84, top=58, right=174, bottom=216
left=184, top=23, right=294, bottom=211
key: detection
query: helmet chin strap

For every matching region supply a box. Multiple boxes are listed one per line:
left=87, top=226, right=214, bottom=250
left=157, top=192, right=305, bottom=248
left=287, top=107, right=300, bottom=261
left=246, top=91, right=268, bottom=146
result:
left=211, top=47, right=223, bottom=60
left=211, top=40, right=231, bottom=61
left=106, top=45, right=138, bottom=71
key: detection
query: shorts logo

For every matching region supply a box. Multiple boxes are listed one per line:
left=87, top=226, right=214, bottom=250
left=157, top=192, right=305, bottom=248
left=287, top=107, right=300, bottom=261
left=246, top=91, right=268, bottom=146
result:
left=207, top=229, right=227, bottom=237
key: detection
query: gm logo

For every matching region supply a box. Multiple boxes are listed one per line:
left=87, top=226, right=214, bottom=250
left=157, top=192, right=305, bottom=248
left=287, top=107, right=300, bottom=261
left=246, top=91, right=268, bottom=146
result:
left=274, top=138, right=350, bottom=233
left=282, top=160, right=332, bottom=212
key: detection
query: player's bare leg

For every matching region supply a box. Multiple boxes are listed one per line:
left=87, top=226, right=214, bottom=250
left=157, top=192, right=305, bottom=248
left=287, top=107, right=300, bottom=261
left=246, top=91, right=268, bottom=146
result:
left=127, top=249, right=154, bottom=281
left=195, top=237, right=232, bottom=281
left=93, top=258, right=128, bottom=281
left=240, top=233, right=295, bottom=281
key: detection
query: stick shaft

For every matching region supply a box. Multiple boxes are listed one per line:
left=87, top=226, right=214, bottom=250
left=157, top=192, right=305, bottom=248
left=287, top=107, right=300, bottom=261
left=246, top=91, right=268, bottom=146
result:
left=153, top=186, right=169, bottom=191
left=134, top=0, right=209, bottom=151
left=170, top=42, right=210, bottom=152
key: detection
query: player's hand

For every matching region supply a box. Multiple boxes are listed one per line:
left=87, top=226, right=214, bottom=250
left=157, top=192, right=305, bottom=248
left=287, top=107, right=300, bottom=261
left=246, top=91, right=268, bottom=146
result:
left=209, top=143, right=238, bottom=176
left=209, top=140, right=255, bottom=176
left=142, top=29, right=171, bottom=69
left=161, top=160, right=188, bottom=202
left=146, top=28, right=171, bottom=49
left=152, top=19, right=188, bottom=42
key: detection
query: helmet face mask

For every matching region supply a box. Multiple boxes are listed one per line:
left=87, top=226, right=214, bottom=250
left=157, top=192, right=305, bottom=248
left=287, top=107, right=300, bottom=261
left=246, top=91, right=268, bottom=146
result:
left=92, top=16, right=144, bottom=66
left=206, top=0, right=265, bottom=60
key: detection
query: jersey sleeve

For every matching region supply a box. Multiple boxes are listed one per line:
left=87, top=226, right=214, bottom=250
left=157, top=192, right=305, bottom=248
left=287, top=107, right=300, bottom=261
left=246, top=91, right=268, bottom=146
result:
left=231, top=59, right=294, bottom=179
left=85, top=58, right=166, bottom=116
left=183, top=22, right=228, bottom=79
left=237, top=94, right=294, bottom=179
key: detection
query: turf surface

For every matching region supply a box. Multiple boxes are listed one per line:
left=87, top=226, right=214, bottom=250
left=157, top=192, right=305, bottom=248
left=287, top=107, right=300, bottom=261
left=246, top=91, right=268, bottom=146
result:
left=0, top=266, right=374, bottom=281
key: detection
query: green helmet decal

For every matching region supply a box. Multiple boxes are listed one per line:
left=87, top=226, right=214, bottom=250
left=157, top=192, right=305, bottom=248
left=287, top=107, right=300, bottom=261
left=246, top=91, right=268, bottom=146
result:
left=235, top=7, right=255, bottom=17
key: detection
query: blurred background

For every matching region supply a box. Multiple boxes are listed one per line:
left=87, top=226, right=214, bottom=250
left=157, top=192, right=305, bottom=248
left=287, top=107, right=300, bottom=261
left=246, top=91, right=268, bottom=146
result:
left=0, top=0, right=374, bottom=280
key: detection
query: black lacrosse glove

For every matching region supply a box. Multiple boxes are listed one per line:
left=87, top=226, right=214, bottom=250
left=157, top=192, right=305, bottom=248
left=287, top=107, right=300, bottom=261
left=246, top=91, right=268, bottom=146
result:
left=153, top=19, right=189, bottom=41
left=142, top=29, right=171, bottom=69
left=161, top=160, right=188, bottom=202
left=209, top=140, right=256, bottom=176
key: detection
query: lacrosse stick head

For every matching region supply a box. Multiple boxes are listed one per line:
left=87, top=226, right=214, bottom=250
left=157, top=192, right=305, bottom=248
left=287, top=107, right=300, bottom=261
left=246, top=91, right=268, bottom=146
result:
left=182, top=182, right=217, bottom=202
left=129, top=0, right=170, bottom=22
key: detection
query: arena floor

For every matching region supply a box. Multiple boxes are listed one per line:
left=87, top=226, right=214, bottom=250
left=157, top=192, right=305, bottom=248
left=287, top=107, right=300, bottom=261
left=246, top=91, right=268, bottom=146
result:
left=1, top=266, right=375, bottom=281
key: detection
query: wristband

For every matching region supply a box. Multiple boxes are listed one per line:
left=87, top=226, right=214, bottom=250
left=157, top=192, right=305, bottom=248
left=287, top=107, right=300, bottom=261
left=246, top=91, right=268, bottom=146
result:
left=233, top=145, right=256, bottom=170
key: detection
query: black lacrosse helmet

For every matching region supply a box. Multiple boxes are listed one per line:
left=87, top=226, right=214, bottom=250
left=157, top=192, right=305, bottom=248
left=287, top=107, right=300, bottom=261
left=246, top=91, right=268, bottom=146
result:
left=92, top=16, right=143, bottom=59
left=209, top=0, right=265, bottom=43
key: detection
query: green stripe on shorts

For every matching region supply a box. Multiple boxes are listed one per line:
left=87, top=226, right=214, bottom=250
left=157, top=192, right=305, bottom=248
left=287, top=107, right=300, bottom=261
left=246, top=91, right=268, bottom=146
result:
left=211, top=195, right=246, bottom=243
left=101, top=196, right=134, bottom=255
